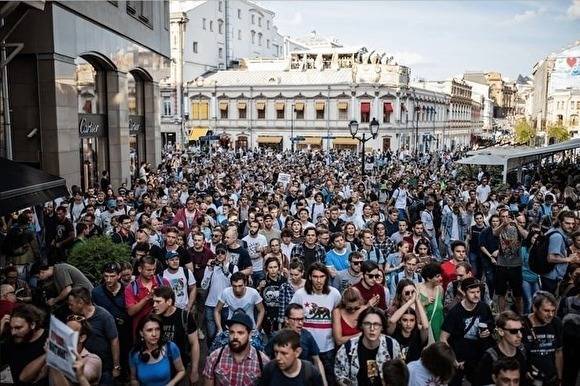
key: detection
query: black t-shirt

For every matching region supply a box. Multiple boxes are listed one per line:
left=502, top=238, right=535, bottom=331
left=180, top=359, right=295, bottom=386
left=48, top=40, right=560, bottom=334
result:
left=262, top=275, right=288, bottom=321
left=1, top=330, right=49, bottom=386
left=392, top=327, right=425, bottom=363
left=473, top=346, right=528, bottom=386
left=522, top=317, right=562, bottom=380
left=161, top=246, right=189, bottom=267
left=84, top=305, right=119, bottom=372
left=441, top=302, right=495, bottom=362
left=188, top=246, right=214, bottom=286
left=227, top=245, right=252, bottom=272
left=257, top=360, right=323, bottom=386
left=302, top=246, right=318, bottom=273
left=469, top=224, right=485, bottom=252
left=356, top=342, right=382, bottom=386
left=55, top=218, right=74, bottom=245
left=160, top=308, right=198, bottom=363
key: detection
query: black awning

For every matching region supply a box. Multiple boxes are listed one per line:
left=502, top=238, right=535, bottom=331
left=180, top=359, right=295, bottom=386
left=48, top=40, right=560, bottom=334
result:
left=0, top=158, right=68, bottom=215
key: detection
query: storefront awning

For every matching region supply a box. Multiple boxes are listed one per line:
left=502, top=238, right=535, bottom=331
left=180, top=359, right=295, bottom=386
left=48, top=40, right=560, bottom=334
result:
left=337, top=101, right=348, bottom=110
left=333, top=137, right=359, bottom=146
left=256, top=101, right=266, bottom=110
left=257, top=136, right=283, bottom=144
left=361, top=102, right=371, bottom=113
left=219, top=101, right=229, bottom=110
left=188, top=127, right=209, bottom=141
left=303, top=137, right=322, bottom=145
left=294, top=102, right=304, bottom=111
left=0, top=158, right=68, bottom=215
left=237, top=101, right=247, bottom=109
left=384, top=102, right=394, bottom=113
left=275, top=102, right=285, bottom=111
left=315, top=101, right=325, bottom=111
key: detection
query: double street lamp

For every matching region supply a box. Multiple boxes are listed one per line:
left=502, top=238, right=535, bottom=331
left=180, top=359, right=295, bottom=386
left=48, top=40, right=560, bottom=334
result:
left=349, top=117, right=379, bottom=175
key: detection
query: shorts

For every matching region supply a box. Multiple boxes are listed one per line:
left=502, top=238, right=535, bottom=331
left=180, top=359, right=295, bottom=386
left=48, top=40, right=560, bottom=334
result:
left=494, top=266, right=523, bottom=297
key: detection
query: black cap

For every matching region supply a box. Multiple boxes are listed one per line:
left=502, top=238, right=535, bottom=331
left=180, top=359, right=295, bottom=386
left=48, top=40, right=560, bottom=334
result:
left=461, top=277, right=481, bottom=292
left=215, top=243, right=228, bottom=254
left=225, top=312, right=253, bottom=331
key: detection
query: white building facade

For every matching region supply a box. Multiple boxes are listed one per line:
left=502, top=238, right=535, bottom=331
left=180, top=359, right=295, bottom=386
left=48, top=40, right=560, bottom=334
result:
left=161, top=0, right=298, bottom=146
left=185, top=50, right=459, bottom=152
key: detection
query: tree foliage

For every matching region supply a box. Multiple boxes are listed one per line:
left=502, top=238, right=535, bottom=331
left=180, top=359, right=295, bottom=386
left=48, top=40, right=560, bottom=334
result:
left=68, top=236, right=131, bottom=283
left=546, top=124, right=571, bottom=143
left=513, top=119, right=536, bottom=144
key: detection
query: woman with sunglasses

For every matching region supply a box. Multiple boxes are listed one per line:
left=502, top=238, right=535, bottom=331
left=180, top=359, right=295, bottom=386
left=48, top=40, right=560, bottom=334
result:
left=387, top=279, right=417, bottom=318
left=332, top=287, right=366, bottom=346
left=129, top=314, right=185, bottom=386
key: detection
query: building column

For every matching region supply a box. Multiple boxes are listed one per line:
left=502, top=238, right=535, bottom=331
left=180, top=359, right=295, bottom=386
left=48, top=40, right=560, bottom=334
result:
left=144, top=81, right=162, bottom=169
left=106, top=70, right=130, bottom=189
left=38, top=54, right=81, bottom=188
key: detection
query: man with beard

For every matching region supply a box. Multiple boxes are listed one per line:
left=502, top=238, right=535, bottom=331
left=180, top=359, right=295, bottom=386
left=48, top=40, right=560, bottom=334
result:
left=243, top=220, right=268, bottom=286
left=0, top=304, right=48, bottom=385
left=224, top=228, right=253, bottom=277
left=257, top=329, right=324, bottom=386
left=333, top=252, right=364, bottom=293
left=202, top=312, right=270, bottom=386
left=403, top=221, right=430, bottom=254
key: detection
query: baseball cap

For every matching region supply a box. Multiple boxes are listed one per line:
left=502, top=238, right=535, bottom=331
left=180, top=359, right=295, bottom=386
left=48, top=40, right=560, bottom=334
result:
left=215, top=244, right=228, bottom=254
left=165, top=251, right=180, bottom=260
left=107, top=199, right=116, bottom=209
left=225, top=312, right=253, bottom=331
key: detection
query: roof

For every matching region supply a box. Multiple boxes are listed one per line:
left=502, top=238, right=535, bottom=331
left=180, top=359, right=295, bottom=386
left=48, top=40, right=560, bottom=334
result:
left=200, top=69, right=355, bottom=87
left=0, top=158, right=68, bottom=215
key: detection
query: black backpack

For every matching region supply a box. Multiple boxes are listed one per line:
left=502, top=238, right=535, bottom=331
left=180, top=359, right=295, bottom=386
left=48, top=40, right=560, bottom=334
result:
left=528, top=230, right=560, bottom=275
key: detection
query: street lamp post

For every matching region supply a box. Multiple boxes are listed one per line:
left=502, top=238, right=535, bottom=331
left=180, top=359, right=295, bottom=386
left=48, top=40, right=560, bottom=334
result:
left=291, top=102, right=295, bottom=152
left=349, top=117, right=379, bottom=175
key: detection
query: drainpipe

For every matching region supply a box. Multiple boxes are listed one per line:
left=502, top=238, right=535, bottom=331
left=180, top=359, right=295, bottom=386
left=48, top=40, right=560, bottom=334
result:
left=1, top=20, right=12, bottom=159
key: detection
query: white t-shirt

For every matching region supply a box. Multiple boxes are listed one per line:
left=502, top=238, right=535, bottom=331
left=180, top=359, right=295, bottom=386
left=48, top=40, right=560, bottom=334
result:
left=476, top=184, right=491, bottom=203
left=163, top=267, right=196, bottom=310
left=281, top=242, right=295, bottom=260
left=393, top=188, right=408, bottom=209
left=290, top=287, right=341, bottom=353
left=242, top=234, right=268, bottom=272
left=201, top=262, right=238, bottom=307
left=408, top=360, right=446, bottom=386
left=218, top=287, right=263, bottom=327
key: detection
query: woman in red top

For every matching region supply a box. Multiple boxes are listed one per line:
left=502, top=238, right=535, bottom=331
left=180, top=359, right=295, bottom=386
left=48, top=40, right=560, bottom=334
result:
left=332, top=286, right=366, bottom=346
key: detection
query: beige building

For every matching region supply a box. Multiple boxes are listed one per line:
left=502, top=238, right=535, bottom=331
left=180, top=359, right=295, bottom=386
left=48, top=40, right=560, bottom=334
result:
left=185, top=48, right=460, bottom=152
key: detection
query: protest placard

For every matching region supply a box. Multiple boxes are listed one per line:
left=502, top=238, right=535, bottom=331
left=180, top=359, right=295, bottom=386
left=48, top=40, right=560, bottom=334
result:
left=46, top=315, right=78, bottom=383
left=277, top=173, right=291, bottom=186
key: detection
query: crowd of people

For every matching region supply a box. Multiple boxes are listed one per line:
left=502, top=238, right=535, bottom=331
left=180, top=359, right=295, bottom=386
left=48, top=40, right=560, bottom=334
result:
left=0, top=146, right=579, bottom=386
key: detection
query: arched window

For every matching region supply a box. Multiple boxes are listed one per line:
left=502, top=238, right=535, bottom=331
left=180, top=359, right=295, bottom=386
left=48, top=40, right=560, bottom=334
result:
left=218, top=19, right=224, bottom=34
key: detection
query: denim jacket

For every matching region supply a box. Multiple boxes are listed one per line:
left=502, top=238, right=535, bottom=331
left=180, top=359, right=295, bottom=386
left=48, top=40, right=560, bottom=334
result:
left=441, top=210, right=466, bottom=245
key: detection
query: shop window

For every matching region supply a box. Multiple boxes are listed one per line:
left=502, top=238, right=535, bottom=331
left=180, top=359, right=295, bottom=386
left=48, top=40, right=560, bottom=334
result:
left=127, top=73, right=144, bottom=116
left=76, top=58, right=106, bottom=115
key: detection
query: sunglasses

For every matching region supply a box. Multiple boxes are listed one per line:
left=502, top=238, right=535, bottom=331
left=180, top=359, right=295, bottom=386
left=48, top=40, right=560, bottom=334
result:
left=351, top=261, right=362, bottom=266
left=502, top=327, right=524, bottom=335
left=365, top=273, right=381, bottom=279
left=404, top=290, right=416, bottom=296
left=67, top=315, right=86, bottom=322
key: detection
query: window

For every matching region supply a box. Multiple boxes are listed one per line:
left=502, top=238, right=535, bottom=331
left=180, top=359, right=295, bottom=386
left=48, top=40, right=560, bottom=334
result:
left=383, top=102, right=393, bottom=123
left=218, top=1, right=223, bottom=12
left=267, top=39, right=270, bottom=48
left=258, top=33, right=262, bottom=46
left=202, top=18, right=206, bottom=30
left=193, top=42, right=198, bottom=53
left=361, top=102, right=370, bottom=122
left=127, top=1, right=152, bottom=28
left=163, top=0, right=169, bottom=30
left=218, top=19, right=224, bottom=34
left=163, top=97, right=171, bottom=116
left=276, top=103, right=285, bottom=119
left=251, top=14, right=255, bottom=24
left=267, top=20, right=270, bottom=29
left=257, top=109, right=265, bottom=119
left=191, top=101, right=209, bottom=120
left=220, top=101, right=228, bottom=119
left=577, top=101, right=580, bottom=110
left=218, top=47, right=223, bottom=58
left=210, top=20, right=213, bottom=31
left=315, top=101, right=325, bottom=119
left=238, top=103, right=247, bottom=118
left=256, top=101, right=266, bottom=119
left=296, top=108, right=304, bottom=120
left=251, top=30, right=255, bottom=44
left=238, top=9, right=241, bottom=18
left=258, top=17, right=262, bottom=26
left=338, top=101, right=349, bottom=120
left=238, top=29, right=242, bottom=40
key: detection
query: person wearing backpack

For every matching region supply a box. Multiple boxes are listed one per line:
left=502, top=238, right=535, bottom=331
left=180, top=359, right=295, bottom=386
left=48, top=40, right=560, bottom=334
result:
left=152, top=286, right=200, bottom=385
left=473, top=311, right=528, bottom=386
left=256, top=329, right=324, bottom=386
left=202, top=312, right=270, bottom=386
left=540, top=210, right=578, bottom=294
left=334, top=307, right=401, bottom=386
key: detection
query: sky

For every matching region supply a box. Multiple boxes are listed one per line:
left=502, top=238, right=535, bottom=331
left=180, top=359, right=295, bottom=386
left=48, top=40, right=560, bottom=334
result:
left=260, top=0, right=580, bottom=81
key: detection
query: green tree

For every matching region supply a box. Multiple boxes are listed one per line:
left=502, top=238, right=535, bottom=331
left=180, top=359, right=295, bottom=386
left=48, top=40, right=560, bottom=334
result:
left=513, top=119, right=536, bottom=144
left=68, top=236, right=131, bottom=283
left=546, top=123, right=570, bottom=143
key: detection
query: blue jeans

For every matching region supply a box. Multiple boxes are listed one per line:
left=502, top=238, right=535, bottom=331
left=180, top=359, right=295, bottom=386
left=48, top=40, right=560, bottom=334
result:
left=480, top=257, right=495, bottom=299
left=427, top=232, right=441, bottom=260
left=319, top=349, right=337, bottom=386
left=468, top=251, right=481, bottom=279
left=522, top=280, right=540, bottom=314
left=397, top=208, right=407, bottom=221
left=251, top=270, right=265, bottom=288
left=204, top=305, right=229, bottom=347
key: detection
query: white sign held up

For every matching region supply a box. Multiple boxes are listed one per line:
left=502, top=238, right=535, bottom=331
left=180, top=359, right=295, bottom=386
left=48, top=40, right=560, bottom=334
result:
left=46, top=315, right=79, bottom=383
